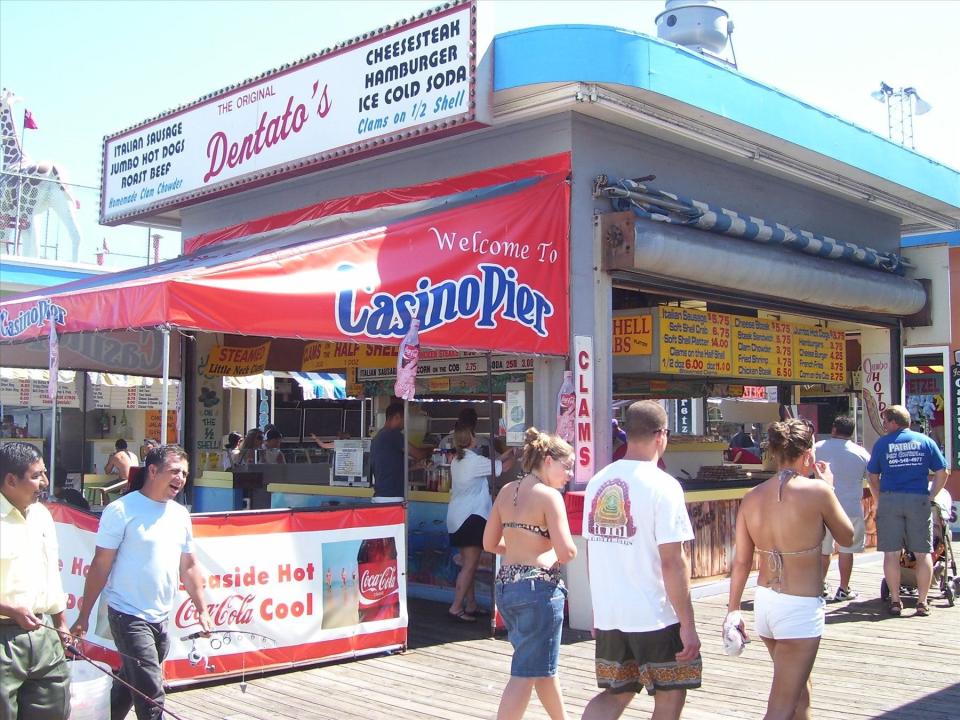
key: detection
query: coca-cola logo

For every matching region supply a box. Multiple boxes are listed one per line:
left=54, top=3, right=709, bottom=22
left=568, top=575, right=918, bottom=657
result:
left=359, top=565, right=398, bottom=602
left=175, top=593, right=255, bottom=630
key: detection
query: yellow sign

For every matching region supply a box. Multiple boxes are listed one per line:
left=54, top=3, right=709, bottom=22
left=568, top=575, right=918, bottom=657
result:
left=613, top=313, right=653, bottom=355
left=658, top=307, right=732, bottom=376
left=302, top=341, right=359, bottom=371
left=731, top=316, right=778, bottom=380
left=792, top=324, right=845, bottom=383
left=204, top=341, right=271, bottom=376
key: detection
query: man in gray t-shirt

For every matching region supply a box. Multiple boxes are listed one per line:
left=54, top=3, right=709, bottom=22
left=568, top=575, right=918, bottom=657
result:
left=815, top=416, right=871, bottom=602
left=71, top=445, right=211, bottom=720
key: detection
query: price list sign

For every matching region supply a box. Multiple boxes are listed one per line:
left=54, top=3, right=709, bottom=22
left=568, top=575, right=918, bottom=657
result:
left=731, top=317, right=778, bottom=380
left=792, top=324, right=845, bottom=382
left=771, top=320, right=795, bottom=379
left=658, top=307, right=732, bottom=376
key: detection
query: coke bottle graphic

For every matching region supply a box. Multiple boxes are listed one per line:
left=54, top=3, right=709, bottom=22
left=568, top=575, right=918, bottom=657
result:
left=357, top=537, right=400, bottom=622
left=556, top=370, right=576, bottom=443
left=394, top=318, right=420, bottom=401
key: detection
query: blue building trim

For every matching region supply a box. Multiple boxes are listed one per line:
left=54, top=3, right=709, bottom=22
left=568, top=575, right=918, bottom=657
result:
left=901, top=230, right=960, bottom=248
left=0, top=264, right=101, bottom=292
left=493, top=25, right=960, bottom=209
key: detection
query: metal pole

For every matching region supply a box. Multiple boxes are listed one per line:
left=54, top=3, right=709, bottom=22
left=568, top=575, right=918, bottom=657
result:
left=402, top=400, right=409, bottom=502
left=13, top=114, right=27, bottom=255
left=161, top=327, right=170, bottom=444
left=486, top=352, right=496, bottom=635
left=49, top=390, right=58, bottom=494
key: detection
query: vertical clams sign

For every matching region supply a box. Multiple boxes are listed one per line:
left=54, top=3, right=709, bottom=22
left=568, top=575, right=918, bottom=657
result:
left=101, top=1, right=486, bottom=224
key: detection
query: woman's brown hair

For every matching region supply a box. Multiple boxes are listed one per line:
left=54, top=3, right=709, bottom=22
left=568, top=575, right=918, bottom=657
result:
left=766, top=419, right=814, bottom=466
left=453, top=423, right=474, bottom=461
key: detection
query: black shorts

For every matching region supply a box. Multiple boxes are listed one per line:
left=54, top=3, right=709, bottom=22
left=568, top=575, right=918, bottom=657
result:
left=449, top=514, right=486, bottom=548
left=595, top=624, right=702, bottom=695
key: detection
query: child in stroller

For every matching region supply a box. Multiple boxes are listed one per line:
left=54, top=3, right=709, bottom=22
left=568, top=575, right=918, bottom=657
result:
left=881, top=488, right=959, bottom=606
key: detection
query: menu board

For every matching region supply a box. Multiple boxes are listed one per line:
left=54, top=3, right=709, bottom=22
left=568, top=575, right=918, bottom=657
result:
left=0, top=377, right=80, bottom=408
left=657, top=307, right=732, bottom=376
left=86, top=383, right=177, bottom=410
left=792, top=324, right=845, bottom=383
left=655, top=309, right=845, bottom=383
left=356, top=353, right=533, bottom=381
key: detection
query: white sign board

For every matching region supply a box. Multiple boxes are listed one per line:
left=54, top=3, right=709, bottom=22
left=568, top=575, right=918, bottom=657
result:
left=574, top=336, right=595, bottom=484
left=100, top=1, right=487, bottom=224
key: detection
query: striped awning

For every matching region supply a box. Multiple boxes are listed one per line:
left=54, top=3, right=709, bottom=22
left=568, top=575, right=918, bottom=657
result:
left=287, top=372, right=346, bottom=400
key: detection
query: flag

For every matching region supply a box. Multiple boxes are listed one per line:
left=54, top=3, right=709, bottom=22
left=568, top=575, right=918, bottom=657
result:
left=48, top=316, right=59, bottom=402
left=23, top=109, right=38, bottom=130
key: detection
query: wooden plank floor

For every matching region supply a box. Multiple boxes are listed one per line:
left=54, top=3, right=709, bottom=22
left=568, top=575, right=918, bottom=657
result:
left=149, top=555, right=960, bottom=719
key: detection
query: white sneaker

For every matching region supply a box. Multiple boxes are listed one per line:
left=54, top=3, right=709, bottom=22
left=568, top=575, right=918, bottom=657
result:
left=832, top=587, right=858, bottom=602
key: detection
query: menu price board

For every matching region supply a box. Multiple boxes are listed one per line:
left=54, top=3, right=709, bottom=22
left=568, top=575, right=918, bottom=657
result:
left=792, top=324, right=845, bottom=383
left=657, top=307, right=732, bottom=376
left=356, top=353, right=533, bottom=381
left=656, top=309, right=845, bottom=383
left=0, top=377, right=80, bottom=408
left=87, top=384, right=177, bottom=411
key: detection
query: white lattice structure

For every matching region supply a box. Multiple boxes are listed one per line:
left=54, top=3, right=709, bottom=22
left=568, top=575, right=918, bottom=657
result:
left=1, top=89, right=82, bottom=261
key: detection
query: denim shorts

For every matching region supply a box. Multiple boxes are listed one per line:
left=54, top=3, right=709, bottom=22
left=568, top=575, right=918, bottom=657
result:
left=496, top=577, right=566, bottom=677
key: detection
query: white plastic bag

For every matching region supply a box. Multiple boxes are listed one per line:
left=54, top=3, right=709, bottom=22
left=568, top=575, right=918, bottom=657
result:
left=722, top=611, right=748, bottom=656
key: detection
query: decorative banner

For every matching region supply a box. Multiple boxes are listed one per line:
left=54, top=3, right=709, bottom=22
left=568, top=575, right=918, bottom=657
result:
left=100, top=2, right=486, bottom=224
left=612, top=313, right=653, bottom=355
left=51, top=503, right=407, bottom=686
left=204, top=341, right=271, bottom=376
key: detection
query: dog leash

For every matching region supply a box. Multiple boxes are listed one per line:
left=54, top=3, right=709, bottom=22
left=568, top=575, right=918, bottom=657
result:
left=41, top=623, right=188, bottom=720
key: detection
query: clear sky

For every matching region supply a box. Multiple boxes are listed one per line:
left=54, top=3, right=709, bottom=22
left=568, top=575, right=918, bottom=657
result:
left=1, top=0, right=957, bottom=267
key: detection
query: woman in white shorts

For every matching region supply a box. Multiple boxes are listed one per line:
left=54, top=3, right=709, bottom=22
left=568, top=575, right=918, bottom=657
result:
left=726, top=419, right=854, bottom=720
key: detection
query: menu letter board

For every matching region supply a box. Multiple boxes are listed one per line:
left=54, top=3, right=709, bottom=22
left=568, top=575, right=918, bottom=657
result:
left=731, top=317, right=777, bottom=380
left=657, top=307, right=732, bottom=376
left=792, top=324, right=845, bottom=383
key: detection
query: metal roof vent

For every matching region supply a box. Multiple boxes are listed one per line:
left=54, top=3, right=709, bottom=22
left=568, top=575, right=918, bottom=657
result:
left=655, top=0, right=737, bottom=68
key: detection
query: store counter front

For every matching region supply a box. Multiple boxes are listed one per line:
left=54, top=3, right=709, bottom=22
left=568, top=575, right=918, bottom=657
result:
left=50, top=501, right=407, bottom=687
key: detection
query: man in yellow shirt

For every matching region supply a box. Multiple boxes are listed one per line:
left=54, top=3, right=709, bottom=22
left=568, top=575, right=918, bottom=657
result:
left=0, top=442, right=71, bottom=719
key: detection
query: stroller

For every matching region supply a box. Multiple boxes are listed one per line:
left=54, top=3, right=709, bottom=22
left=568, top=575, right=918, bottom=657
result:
left=880, top=490, right=959, bottom=607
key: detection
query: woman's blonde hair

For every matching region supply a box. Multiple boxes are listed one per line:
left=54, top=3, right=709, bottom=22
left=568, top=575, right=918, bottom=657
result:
left=520, top=427, right=573, bottom=474
left=453, top=423, right=474, bottom=461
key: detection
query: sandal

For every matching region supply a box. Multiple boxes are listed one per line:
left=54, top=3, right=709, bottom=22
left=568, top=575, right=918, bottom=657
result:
left=887, top=601, right=902, bottom=617
left=448, top=610, right=477, bottom=623
left=465, top=607, right=490, bottom=617
left=915, top=602, right=931, bottom=617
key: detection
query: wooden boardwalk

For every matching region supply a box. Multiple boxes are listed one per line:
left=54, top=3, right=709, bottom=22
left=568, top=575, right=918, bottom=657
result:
left=151, top=556, right=959, bottom=719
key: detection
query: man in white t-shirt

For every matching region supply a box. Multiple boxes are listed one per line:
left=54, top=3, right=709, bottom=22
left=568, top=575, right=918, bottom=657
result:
left=815, top=415, right=872, bottom=602
left=71, top=445, right=212, bottom=720
left=582, top=400, right=701, bottom=720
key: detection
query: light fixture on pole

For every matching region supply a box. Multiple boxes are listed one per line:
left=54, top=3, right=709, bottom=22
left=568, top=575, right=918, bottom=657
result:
left=871, top=82, right=932, bottom=149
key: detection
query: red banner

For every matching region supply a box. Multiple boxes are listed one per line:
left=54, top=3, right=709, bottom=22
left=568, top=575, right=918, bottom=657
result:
left=1, top=155, right=570, bottom=356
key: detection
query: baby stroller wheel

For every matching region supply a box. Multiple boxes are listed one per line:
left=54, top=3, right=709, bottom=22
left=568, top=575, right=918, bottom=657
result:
left=880, top=578, right=890, bottom=601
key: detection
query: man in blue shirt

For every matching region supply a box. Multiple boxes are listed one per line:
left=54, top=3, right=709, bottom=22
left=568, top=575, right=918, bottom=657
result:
left=370, top=402, right=431, bottom=502
left=867, top=405, right=948, bottom=618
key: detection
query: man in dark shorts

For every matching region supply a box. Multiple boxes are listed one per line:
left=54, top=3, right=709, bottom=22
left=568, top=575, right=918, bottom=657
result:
left=582, top=401, right=701, bottom=719
left=867, top=404, right=947, bottom=617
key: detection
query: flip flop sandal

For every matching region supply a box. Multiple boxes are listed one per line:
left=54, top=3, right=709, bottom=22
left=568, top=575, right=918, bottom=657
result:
left=465, top=607, right=490, bottom=617
left=887, top=601, right=902, bottom=617
left=448, top=610, right=477, bottom=623
left=915, top=603, right=930, bottom=617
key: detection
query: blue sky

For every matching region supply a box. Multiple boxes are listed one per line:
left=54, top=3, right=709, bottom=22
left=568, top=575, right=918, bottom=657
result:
left=1, top=0, right=957, bottom=267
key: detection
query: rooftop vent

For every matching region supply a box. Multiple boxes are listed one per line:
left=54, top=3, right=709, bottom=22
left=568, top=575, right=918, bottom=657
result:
left=655, top=0, right=737, bottom=68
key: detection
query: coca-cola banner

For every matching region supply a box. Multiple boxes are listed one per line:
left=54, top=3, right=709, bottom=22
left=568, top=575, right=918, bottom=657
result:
left=51, top=503, right=406, bottom=686
left=100, top=1, right=487, bottom=224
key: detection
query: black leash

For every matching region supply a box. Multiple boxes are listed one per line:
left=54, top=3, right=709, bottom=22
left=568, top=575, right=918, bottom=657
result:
left=41, top=623, right=189, bottom=720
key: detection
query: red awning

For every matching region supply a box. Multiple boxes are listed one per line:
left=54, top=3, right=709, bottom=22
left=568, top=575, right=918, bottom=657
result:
left=1, top=154, right=570, bottom=356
